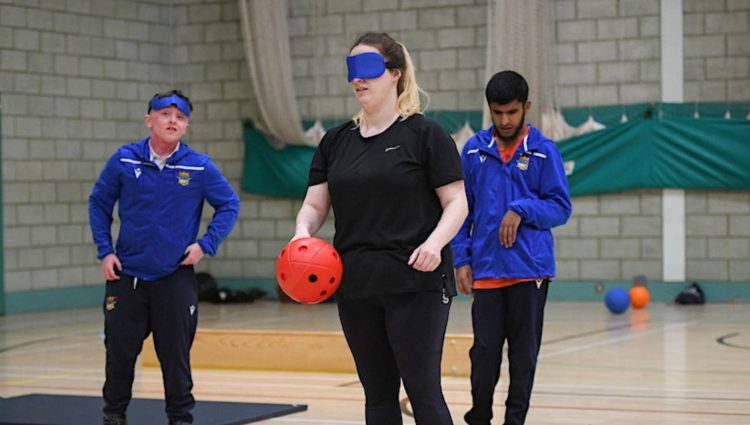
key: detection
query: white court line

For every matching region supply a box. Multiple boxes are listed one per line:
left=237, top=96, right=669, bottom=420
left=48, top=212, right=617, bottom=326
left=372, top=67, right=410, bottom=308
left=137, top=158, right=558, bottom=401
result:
left=269, top=419, right=415, bottom=425
left=539, top=320, right=700, bottom=359
left=0, top=364, right=357, bottom=385
left=0, top=339, right=101, bottom=358
left=530, top=381, right=750, bottom=396
left=0, top=315, right=100, bottom=332
left=0, top=371, right=360, bottom=393
left=193, top=370, right=357, bottom=382
left=441, top=381, right=750, bottom=397
left=15, top=368, right=719, bottom=399
left=6, top=369, right=744, bottom=401
left=0, top=365, right=100, bottom=373
left=529, top=389, right=750, bottom=404
left=269, top=419, right=364, bottom=424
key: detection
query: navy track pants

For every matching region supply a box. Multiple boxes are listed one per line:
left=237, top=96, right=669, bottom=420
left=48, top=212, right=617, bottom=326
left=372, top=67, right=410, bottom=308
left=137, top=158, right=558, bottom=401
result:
left=102, top=266, right=198, bottom=424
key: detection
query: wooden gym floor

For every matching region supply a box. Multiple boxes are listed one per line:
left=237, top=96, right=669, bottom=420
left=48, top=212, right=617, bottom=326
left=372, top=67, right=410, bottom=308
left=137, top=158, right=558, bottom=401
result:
left=1, top=299, right=749, bottom=424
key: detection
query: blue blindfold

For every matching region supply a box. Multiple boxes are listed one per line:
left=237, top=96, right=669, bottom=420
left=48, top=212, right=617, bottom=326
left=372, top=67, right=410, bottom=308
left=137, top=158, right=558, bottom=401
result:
left=346, top=52, right=396, bottom=82
left=149, top=94, right=192, bottom=117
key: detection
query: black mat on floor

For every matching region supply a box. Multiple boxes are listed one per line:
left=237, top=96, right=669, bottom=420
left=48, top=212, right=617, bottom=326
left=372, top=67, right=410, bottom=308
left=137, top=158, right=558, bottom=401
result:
left=0, top=394, right=307, bottom=425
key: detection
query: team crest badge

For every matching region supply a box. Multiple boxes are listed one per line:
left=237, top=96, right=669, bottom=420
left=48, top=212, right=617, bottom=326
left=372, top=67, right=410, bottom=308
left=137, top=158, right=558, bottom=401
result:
left=105, top=296, right=118, bottom=311
left=177, top=171, right=191, bottom=186
left=516, top=154, right=530, bottom=170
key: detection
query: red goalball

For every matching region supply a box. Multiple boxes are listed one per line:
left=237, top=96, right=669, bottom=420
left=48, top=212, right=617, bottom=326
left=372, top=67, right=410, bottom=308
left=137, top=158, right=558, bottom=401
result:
left=275, top=237, right=343, bottom=304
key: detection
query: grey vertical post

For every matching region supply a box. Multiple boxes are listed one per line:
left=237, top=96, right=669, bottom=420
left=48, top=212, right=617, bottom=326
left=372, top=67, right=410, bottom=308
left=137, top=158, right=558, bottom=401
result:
left=661, top=0, right=686, bottom=282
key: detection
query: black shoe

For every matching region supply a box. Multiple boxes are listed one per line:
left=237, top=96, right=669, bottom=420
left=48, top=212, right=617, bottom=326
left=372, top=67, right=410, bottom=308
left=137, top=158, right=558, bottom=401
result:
left=103, top=413, right=127, bottom=425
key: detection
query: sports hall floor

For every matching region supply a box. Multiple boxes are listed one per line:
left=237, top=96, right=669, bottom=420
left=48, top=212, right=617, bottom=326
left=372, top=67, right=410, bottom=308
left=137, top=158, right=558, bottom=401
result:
left=1, top=299, right=748, bottom=424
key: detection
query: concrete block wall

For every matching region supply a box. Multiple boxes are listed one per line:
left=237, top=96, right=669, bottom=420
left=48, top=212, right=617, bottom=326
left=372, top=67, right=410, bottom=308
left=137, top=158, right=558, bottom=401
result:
left=686, top=191, right=750, bottom=280
left=288, top=0, right=487, bottom=118
left=553, top=0, right=663, bottom=281
left=162, top=0, right=281, bottom=281
left=554, top=0, right=661, bottom=107
left=550, top=0, right=750, bottom=282
left=1, top=0, right=748, bottom=301
left=554, top=191, right=664, bottom=280
left=0, top=0, right=261, bottom=292
left=0, top=0, right=176, bottom=292
left=288, top=0, right=750, bottom=283
left=683, top=0, right=750, bottom=102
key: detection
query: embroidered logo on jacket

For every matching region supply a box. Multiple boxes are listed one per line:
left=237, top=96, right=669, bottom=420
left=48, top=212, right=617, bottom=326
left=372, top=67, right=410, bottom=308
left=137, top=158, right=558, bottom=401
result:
left=516, top=153, right=530, bottom=170
left=177, top=171, right=191, bottom=186
left=105, top=296, right=118, bottom=311
left=134, top=168, right=141, bottom=179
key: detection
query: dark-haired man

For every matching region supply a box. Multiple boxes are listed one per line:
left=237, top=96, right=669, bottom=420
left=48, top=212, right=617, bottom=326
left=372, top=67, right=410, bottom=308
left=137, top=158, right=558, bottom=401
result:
left=451, top=71, right=572, bottom=425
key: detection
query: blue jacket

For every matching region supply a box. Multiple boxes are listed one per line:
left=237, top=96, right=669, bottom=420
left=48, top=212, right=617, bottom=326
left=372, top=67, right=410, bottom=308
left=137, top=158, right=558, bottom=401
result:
left=89, top=138, right=240, bottom=280
left=451, top=125, right=571, bottom=279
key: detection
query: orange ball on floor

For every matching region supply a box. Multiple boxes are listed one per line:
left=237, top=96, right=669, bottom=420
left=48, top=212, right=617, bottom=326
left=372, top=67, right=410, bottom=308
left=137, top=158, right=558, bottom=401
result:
left=629, top=286, right=650, bottom=309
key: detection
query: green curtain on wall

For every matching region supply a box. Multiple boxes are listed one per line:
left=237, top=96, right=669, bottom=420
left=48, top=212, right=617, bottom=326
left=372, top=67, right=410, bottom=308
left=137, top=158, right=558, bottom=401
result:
left=557, top=103, right=750, bottom=196
left=241, top=111, right=483, bottom=198
left=241, top=124, right=315, bottom=198
left=241, top=104, right=750, bottom=199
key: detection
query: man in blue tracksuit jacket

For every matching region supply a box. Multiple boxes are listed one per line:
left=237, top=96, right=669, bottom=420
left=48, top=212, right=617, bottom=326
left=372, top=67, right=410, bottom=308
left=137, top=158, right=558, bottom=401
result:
left=451, top=71, right=572, bottom=425
left=89, top=90, right=239, bottom=425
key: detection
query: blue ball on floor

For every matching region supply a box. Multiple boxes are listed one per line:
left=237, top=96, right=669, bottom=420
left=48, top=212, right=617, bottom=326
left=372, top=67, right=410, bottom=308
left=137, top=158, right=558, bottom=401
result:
left=605, top=287, right=630, bottom=314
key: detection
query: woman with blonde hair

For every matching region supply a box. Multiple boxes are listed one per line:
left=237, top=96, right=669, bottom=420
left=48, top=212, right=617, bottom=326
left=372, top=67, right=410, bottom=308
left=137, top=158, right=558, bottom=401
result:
left=291, top=32, right=467, bottom=424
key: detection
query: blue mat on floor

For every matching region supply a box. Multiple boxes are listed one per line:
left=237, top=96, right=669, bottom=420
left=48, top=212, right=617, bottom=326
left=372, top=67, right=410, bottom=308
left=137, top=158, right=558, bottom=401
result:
left=0, top=394, right=307, bottom=425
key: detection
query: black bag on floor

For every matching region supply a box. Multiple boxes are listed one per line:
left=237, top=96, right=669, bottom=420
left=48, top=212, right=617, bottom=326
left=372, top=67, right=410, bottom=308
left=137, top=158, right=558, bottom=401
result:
left=674, top=282, right=705, bottom=305
left=196, top=272, right=219, bottom=301
left=196, top=272, right=266, bottom=303
left=213, top=287, right=267, bottom=303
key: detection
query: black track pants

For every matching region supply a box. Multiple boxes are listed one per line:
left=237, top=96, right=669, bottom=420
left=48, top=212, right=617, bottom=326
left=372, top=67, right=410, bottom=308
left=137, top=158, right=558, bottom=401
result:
left=103, top=266, right=198, bottom=424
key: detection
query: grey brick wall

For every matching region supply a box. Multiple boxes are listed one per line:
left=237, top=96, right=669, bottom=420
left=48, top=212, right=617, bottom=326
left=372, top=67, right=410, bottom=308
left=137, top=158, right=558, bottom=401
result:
left=167, top=0, right=265, bottom=280
left=2, top=0, right=171, bottom=292
left=287, top=0, right=750, bottom=283
left=686, top=191, right=750, bottom=280
left=0, top=0, right=260, bottom=291
left=288, top=0, right=487, bottom=118
left=549, top=0, right=750, bottom=282
left=554, top=191, right=663, bottom=280
left=684, top=0, right=750, bottom=101
left=1, top=0, right=748, bottom=295
left=555, top=0, right=662, bottom=107
left=554, top=0, right=662, bottom=280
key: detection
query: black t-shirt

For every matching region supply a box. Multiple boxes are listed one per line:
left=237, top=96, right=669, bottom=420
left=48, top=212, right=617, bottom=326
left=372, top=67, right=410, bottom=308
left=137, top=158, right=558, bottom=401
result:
left=308, top=114, right=464, bottom=300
